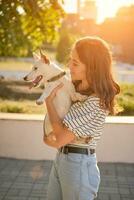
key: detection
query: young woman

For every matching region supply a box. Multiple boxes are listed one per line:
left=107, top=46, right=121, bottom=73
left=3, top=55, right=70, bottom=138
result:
left=43, top=36, right=120, bottom=200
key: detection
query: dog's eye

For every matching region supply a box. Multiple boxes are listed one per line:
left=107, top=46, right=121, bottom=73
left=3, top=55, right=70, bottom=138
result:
left=34, top=67, right=38, bottom=70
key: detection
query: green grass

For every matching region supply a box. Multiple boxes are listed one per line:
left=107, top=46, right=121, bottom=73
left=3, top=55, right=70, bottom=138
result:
left=116, top=83, right=134, bottom=115
left=0, top=60, right=32, bottom=71
left=0, top=79, right=47, bottom=114
left=0, top=99, right=46, bottom=114
left=0, top=79, right=133, bottom=115
left=0, top=51, right=56, bottom=71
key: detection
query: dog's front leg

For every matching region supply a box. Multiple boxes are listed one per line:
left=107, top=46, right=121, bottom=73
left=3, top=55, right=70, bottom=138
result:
left=36, top=83, right=60, bottom=105
left=71, top=92, right=88, bottom=102
left=36, top=93, right=47, bottom=105
left=36, top=87, right=51, bottom=105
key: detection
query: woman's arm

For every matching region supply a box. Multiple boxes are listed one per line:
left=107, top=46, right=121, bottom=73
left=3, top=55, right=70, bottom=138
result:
left=44, top=83, right=92, bottom=149
left=43, top=132, right=59, bottom=149
left=45, top=100, right=76, bottom=148
left=43, top=83, right=76, bottom=149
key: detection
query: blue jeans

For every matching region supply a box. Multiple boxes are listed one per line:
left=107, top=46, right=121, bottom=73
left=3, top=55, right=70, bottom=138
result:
left=47, top=149, right=100, bottom=200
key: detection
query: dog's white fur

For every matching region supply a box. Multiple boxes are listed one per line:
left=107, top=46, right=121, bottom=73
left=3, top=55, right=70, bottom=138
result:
left=23, top=51, right=88, bottom=137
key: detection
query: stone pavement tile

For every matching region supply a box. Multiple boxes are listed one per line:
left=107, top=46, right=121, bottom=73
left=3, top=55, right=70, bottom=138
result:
left=2, top=197, right=27, bottom=200
left=0, top=174, right=17, bottom=183
left=96, top=193, right=110, bottom=200
left=4, top=188, right=20, bottom=197
left=15, top=176, right=35, bottom=183
left=118, top=188, right=130, bottom=195
left=1, top=181, right=13, bottom=188
left=39, top=198, right=47, bottom=200
left=99, top=186, right=119, bottom=194
left=101, top=180, right=118, bottom=188
left=11, top=182, right=33, bottom=190
left=18, top=189, right=32, bottom=197
left=117, top=176, right=128, bottom=183
left=0, top=192, right=6, bottom=200
left=0, top=187, right=8, bottom=193
left=122, top=197, right=133, bottom=200
left=28, top=192, right=46, bottom=198
left=109, top=194, right=121, bottom=200
left=119, top=183, right=132, bottom=188
left=120, top=194, right=134, bottom=199
left=130, top=188, right=134, bottom=194
left=101, top=174, right=118, bottom=181
left=3, top=189, right=32, bottom=199
left=0, top=169, right=20, bottom=176
left=127, top=177, right=134, bottom=184
left=32, top=183, right=47, bottom=190
left=125, top=165, right=134, bottom=173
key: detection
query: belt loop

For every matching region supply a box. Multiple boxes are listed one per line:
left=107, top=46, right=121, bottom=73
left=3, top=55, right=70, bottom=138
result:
left=61, top=147, right=64, bottom=153
left=87, top=147, right=91, bottom=155
left=61, top=146, right=66, bottom=154
left=65, top=146, right=69, bottom=154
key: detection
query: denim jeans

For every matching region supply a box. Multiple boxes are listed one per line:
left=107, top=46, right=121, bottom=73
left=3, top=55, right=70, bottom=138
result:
left=47, top=149, right=100, bottom=200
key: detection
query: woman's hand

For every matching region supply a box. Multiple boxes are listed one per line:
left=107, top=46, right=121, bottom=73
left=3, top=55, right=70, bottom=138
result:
left=43, top=132, right=59, bottom=149
left=45, top=83, right=64, bottom=104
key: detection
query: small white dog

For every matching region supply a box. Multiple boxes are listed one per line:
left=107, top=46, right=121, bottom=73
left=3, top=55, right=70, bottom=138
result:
left=23, top=50, right=88, bottom=138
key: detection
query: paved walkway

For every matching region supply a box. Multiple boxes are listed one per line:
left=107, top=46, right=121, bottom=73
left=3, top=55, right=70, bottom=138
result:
left=0, top=157, right=133, bottom=200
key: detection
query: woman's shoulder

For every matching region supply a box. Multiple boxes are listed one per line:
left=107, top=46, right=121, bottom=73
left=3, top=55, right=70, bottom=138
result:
left=71, top=94, right=109, bottom=115
left=84, top=94, right=100, bottom=105
left=84, top=95, right=109, bottom=115
left=71, top=94, right=99, bottom=110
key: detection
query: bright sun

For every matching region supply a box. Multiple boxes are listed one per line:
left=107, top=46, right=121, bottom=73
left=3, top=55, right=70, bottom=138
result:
left=96, top=0, right=134, bottom=23
left=62, top=0, right=134, bottom=24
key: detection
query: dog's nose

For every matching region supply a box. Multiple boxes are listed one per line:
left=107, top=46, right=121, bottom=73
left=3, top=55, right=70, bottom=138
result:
left=23, top=76, right=27, bottom=81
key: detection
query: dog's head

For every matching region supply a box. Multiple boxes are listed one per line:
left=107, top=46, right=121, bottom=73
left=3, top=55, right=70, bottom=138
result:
left=23, top=49, right=51, bottom=89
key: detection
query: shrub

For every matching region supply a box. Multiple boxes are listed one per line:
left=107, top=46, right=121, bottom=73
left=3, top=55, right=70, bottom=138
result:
left=116, top=83, right=134, bottom=116
left=0, top=105, right=25, bottom=113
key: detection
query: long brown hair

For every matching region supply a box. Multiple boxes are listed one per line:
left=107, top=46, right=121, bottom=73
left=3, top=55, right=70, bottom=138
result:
left=71, top=36, right=120, bottom=115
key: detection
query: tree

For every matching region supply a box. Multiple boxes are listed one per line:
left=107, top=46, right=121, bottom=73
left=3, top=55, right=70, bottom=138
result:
left=56, top=28, right=77, bottom=64
left=0, top=0, right=65, bottom=57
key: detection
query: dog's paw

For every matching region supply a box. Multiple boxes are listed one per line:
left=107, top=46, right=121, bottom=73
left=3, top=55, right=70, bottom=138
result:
left=79, top=94, right=88, bottom=101
left=71, top=93, right=88, bottom=102
left=36, top=100, right=43, bottom=105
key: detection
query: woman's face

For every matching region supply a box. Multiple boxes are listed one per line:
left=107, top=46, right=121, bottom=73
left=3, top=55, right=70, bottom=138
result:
left=68, top=47, right=87, bottom=81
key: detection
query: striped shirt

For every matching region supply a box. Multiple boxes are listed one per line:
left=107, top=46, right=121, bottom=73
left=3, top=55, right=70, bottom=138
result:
left=62, top=95, right=109, bottom=149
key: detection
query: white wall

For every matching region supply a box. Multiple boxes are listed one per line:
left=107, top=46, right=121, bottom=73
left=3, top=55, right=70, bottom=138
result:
left=0, top=113, right=134, bottom=163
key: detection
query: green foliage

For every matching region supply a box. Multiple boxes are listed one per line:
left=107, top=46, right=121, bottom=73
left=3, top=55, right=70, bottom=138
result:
left=56, top=29, right=77, bottom=64
left=0, top=0, right=30, bottom=57
left=0, top=104, right=25, bottom=113
left=116, top=83, right=134, bottom=115
left=0, top=0, right=65, bottom=57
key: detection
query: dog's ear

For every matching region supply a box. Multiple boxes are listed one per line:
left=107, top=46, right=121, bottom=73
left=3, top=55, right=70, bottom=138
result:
left=33, top=52, right=40, bottom=61
left=40, top=48, right=50, bottom=65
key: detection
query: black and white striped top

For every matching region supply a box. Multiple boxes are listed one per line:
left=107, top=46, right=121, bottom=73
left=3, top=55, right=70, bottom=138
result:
left=62, top=95, right=109, bottom=149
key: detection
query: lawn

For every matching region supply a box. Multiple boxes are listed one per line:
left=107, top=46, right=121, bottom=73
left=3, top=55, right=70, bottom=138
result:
left=0, top=79, right=47, bottom=114
left=0, top=51, right=56, bottom=71
left=0, top=79, right=134, bottom=116
left=0, top=60, right=32, bottom=71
